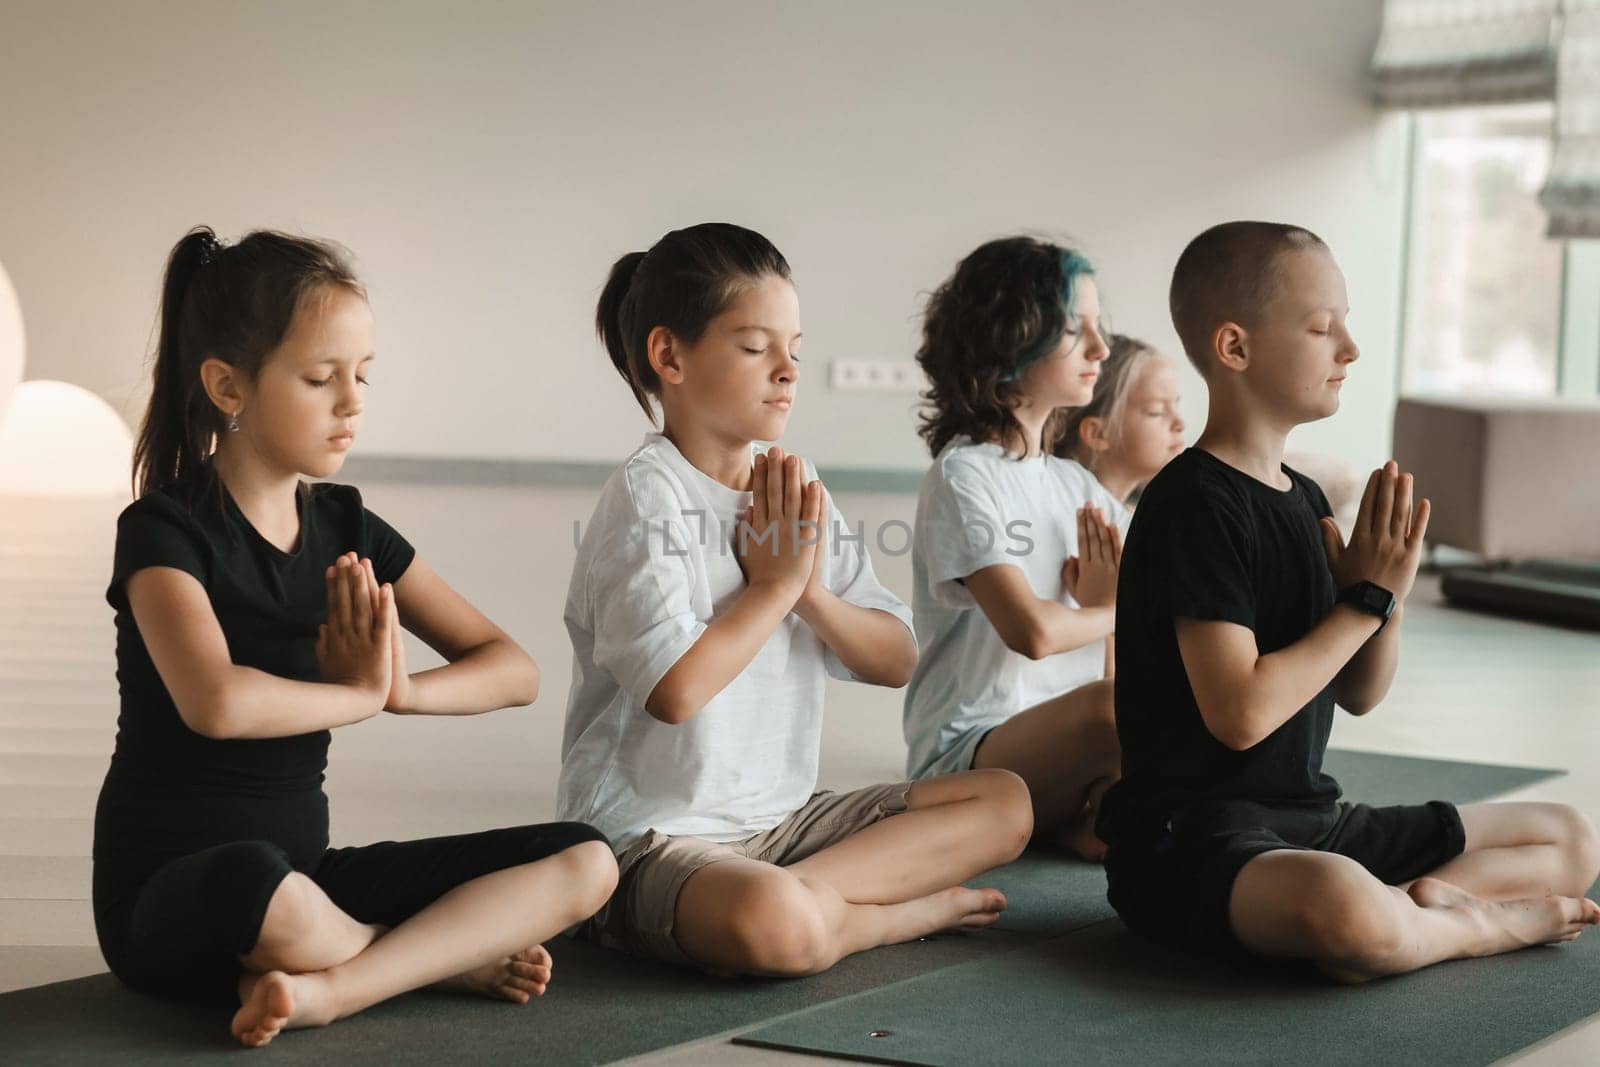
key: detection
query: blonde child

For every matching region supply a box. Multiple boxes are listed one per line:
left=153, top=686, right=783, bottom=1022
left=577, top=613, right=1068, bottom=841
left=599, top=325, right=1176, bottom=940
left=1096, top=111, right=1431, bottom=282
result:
left=1055, top=333, right=1186, bottom=504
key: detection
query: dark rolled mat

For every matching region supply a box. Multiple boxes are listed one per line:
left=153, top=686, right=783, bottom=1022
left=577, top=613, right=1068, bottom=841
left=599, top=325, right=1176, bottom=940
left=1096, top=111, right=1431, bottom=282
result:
left=1441, top=559, right=1600, bottom=630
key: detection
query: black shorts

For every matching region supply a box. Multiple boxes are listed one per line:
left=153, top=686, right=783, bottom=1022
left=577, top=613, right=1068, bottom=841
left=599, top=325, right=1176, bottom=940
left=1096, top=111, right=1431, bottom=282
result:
left=1105, top=798, right=1466, bottom=959
left=92, top=821, right=608, bottom=1003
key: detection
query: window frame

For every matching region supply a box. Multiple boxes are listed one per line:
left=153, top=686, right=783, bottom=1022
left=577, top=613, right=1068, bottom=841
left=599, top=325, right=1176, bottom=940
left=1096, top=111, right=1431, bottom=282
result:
left=1396, top=105, right=1600, bottom=399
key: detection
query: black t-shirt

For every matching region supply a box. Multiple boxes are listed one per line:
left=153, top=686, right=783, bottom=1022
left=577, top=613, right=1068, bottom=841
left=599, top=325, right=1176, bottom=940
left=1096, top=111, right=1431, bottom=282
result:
left=1098, top=448, right=1341, bottom=851
left=94, top=473, right=414, bottom=875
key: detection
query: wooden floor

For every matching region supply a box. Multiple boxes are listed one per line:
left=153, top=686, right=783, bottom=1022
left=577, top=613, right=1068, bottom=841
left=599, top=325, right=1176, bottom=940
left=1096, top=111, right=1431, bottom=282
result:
left=3, top=482, right=1599, bottom=1065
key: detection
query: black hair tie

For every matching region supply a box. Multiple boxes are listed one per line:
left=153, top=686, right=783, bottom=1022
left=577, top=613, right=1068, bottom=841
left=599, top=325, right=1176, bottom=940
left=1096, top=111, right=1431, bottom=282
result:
left=196, top=231, right=223, bottom=268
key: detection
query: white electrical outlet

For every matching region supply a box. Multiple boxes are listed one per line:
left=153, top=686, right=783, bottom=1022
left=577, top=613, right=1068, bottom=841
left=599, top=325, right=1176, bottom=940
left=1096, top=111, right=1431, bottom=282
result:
left=830, top=359, right=923, bottom=393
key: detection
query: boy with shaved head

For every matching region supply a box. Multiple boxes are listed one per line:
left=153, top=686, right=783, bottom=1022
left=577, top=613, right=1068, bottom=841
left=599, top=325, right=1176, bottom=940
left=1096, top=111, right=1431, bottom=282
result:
left=1096, top=221, right=1600, bottom=979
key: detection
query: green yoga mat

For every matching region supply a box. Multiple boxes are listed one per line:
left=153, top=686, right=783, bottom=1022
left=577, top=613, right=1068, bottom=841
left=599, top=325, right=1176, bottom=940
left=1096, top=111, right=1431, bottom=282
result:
left=0, top=852, right=1107, bottom=1067
left=736, top=753, right=1585, bottom=1067
left=735, top=884, right=1600, bottom=1067
left=0, top=750, right=1563, bottom=1065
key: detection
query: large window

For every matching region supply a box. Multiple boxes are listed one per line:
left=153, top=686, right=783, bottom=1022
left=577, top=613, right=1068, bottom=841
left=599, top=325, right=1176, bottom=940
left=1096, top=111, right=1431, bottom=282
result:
left=1401, top=103, right=1565, bottom=396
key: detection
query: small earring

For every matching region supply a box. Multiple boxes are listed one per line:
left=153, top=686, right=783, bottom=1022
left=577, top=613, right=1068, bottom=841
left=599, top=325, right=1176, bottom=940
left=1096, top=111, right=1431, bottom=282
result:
left=227, top=409, right=240, bottom=433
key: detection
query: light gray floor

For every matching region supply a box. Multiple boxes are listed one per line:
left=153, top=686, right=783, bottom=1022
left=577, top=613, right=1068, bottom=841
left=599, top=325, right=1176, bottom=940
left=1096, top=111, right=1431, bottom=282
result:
left=3, top=481, right=1599, bottom=1066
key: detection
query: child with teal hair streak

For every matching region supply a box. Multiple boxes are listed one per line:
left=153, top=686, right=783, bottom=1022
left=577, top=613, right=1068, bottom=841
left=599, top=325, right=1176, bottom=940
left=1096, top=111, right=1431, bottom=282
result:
left=904, top=236, right=1127, bottom=860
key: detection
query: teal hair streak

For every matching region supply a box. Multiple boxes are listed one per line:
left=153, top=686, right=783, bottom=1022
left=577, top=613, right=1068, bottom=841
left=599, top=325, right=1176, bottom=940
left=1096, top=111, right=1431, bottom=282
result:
left=1002, top=249, right=1096, bottom=383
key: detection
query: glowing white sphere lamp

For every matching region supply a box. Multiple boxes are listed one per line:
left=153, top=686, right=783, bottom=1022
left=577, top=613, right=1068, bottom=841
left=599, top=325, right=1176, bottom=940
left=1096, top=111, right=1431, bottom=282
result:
left=0, top=380, right=134, bottom=496
left=0, top=260, right=22, bottom=427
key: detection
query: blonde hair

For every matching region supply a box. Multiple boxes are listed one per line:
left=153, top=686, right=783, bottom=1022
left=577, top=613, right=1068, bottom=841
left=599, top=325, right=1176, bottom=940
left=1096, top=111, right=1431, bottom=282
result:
left=1054, top=334, right=1158, bottom=471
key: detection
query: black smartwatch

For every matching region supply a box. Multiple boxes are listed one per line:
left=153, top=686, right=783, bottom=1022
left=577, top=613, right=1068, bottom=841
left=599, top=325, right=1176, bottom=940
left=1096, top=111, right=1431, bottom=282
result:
left=1337, top=580, right=1396, bottom=632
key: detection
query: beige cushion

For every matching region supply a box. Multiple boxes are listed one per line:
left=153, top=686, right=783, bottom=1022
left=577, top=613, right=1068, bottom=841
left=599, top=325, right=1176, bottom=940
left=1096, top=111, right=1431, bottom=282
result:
left=1392, top=395, right=1600, bottom=560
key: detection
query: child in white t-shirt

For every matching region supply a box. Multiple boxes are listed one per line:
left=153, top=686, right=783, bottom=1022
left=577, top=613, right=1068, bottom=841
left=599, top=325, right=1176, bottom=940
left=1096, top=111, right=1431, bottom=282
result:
left=558, top=223, right=1031, bottom=975
left=905, top=237, right=1135, bottom=860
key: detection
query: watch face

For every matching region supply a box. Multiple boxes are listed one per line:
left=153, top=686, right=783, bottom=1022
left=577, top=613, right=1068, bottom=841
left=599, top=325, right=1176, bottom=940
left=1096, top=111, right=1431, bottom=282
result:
left=1341, top=582, right=1394, bottom=618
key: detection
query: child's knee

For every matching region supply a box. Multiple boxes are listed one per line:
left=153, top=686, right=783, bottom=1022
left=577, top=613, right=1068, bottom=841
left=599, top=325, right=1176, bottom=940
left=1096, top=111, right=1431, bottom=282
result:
left=556, top=839, right=620, bottom=915
left=725, top=877, right=834, bottom=976
left=1301, top=871, right=1404, bottom=970
left=971, top=768, right=1034, bottom=857
left=1238, top=855, right=1403, bottom=971
left=249, top=872, right=321, bottom=958
left=1556, top=806, right=1600, bottom=887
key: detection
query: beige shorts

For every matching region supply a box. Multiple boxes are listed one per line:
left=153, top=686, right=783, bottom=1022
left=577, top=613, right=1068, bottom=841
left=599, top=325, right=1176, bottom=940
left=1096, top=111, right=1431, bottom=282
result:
left=582, top=780, right=912, bottom=968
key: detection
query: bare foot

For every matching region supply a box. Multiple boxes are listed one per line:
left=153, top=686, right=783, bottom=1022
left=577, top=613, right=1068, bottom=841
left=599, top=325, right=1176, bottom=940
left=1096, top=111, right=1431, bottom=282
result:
left=1056, top=808, right=1110, bottom=863
left=1406, top=877, right=1479, bottom=910
left=930, top=886, right=1008, bottom=932
left=1408, top=876, right=1600, bottom=951
left=231, top=971, right=336, bottom=1048
left=433, top=945, right=553, bottom=1004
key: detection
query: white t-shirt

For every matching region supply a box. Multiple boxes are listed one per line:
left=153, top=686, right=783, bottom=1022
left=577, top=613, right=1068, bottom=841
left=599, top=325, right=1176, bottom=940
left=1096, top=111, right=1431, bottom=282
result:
left=557, top=432, right=915, bottom=851
left=902, top=439, right=1130, bottom=779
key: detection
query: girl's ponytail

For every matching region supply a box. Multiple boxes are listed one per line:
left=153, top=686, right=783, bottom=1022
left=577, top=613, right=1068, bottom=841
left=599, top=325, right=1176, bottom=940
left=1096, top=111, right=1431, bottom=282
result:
left=133, top=228, right=223, bottom=498
left=595, top=251, right=651, bottom=419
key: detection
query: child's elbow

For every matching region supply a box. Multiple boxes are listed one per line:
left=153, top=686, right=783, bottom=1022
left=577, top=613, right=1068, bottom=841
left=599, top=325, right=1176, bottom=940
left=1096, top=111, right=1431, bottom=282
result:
left=1215, top=726, right=1259, bottom=752
left=644, top=700, right=695, bottom=726
left=185, top=713, right=236, bottom=741
left=1338, top=694, right=1377, bottom=717
left=868, top=659, right=915, bottom=690
left=1334, top=671, right=1385, bottom=717
left=1002, top=621, right=1051, bottom=662
left=1219, top=731, right=1258, bottom=753
left=644, top=680, right=698, bottom=726
left=880, top=634, right=919, bottom=688
left=512, top=653, right=541, bottom=707
left=179, top=686, right=239, bottom=740
left=1200, top=703, right=1261, bottom=752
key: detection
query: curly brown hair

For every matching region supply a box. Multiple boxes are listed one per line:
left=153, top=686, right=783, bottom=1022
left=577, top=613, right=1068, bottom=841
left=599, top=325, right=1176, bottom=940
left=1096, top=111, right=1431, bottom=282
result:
left=915, top=236, right=1096, bottom=458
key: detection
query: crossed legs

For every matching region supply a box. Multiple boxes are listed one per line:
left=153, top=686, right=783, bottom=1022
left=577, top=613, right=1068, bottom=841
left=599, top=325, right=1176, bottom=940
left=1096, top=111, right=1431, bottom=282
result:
left=672, top=769, right=1033, bottom=977
left=232, top=839, right=617, bottom=1046
left=1229, top=802, right=1600, bottom=982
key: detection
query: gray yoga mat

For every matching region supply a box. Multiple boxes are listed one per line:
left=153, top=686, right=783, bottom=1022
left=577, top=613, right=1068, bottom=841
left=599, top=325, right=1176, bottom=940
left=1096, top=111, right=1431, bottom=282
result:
left=0, top=750, right=1563, bottom=1065
left=736, top=753, right=1584, bottom=1067
left=0, top=852, right=1111, bottom=1067
left=735, top=883, right=1600, bottom=1067
left=1319, top=746, right=1560, bottom=807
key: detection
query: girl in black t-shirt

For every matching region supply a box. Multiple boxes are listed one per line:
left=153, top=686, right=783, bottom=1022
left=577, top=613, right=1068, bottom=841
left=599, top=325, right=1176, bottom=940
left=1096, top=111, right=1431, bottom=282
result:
left=96, top=227, right=617, bottom=1048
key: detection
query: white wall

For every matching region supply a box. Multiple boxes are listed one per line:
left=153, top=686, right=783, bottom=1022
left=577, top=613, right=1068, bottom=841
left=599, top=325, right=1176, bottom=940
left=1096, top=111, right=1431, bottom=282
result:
left=0, top=0, right=1410, bottom=472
